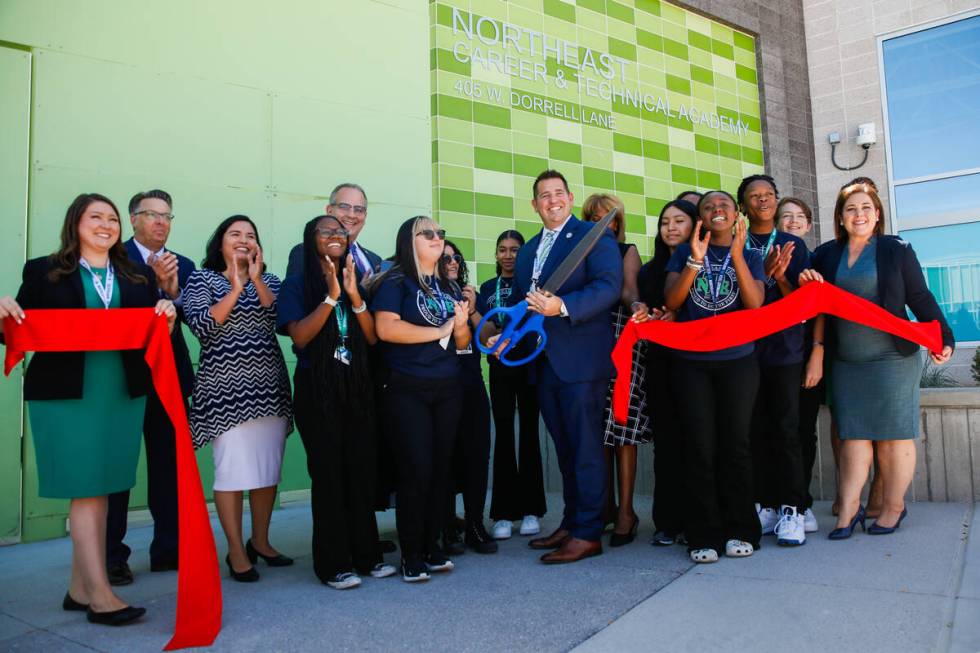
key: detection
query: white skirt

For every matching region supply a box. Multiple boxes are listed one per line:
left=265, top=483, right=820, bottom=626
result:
left=212, top=415, right=287, bottom=491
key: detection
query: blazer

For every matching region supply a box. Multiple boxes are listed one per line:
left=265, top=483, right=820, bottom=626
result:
left=124, top=238, right=196, bottom=396
left=512, top=216, right=622, bottom=383
left=15, top=256, right=159, bottom=401
left=285, top=240, right=383, bottom=281
left=810, top=235, right=955, bottom=357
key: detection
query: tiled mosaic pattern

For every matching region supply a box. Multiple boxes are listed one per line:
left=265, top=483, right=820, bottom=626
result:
left=429, top=0, right=764, bottom=283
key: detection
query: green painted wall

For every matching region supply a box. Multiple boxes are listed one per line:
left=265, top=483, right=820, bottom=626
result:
left=0, top=0, right=432, bottom=542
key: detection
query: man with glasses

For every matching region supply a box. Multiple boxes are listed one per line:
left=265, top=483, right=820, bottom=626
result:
left=286, top=183, right=384, bottom=280
left=105, top=189, right=196, bottom=585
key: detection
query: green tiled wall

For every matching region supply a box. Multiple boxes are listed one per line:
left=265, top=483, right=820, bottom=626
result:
left=430, top=0, right=764, bottom=282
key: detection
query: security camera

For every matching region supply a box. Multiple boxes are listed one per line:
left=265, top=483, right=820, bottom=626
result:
left=856, top=122, right=876, bottom=148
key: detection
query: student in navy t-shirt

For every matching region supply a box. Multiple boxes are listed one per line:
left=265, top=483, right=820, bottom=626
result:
left=737, top=174, right=811, bottom=547
left=664, top=190, right=765, bottom=564
left=476, top=230, right=546, bottom=541
left=370, top=216, right=470, bottom=582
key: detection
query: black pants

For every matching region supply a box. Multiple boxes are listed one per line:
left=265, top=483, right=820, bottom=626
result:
left=676, top=355, right=761, bottom=553
left=750, top=362, right=807, bottom=510
left=488, top=363, right=546, bottom=521
left=449, top=372, right=492, bottom=523
left=294, top=368, right=381, bottom=580
left=645, top=349, right=684, bottom=536
left=384, top=371, right=462, bottom=558
left=106, top=392, right=181, bottom=566
left=798, top=377, right=824, bottom=510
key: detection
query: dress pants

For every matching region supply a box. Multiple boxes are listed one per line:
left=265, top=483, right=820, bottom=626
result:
left=750, top=362, right=807, bottom=510
left=450, top=371, right=492, bottom=521
left=106, top=391, right=180, bottom=566
left=384, top=371, right=462, bottom=557
left=645, top=348, right=684, bottom=536
left=293, top=368, right=381, bottom=580
left=536, top=359, right=607, bottom=542
left=488, top=363, right=546, bottom=521
left=675, top=355, right=761, bottom=553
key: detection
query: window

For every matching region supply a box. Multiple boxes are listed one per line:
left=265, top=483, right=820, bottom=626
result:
left=881, top=12, right=980, bottom=343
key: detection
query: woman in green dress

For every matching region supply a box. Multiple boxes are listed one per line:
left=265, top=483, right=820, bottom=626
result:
left=0, top=193, right=176, bottom=626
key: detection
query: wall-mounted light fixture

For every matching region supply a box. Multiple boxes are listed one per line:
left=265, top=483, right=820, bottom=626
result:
left=829, top=122, right=876, bottom=171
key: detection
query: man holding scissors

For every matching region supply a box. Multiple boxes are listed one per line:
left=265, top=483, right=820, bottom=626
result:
left=491, top=170, right=621, bottom=563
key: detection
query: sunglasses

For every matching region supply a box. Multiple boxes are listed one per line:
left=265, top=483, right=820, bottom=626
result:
left=417, top=229, right=446, bottom=241
left=441, top=253, right=463, bottom=265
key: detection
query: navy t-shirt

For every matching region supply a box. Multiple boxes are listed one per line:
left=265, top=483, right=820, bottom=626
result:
left=666, top=243, right=766, bottom=361
left=370, top=274, right=462, bottom=379
left=477, top=275, right=522, bottom=369
left=745, top=230, right=811, bottom=366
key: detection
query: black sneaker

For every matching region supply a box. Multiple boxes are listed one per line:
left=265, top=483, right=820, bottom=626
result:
left=650, top=530, right=676, bottom=547
left=424, top=551, right=455, bottom=573
left=441, top=529, right=465, bottom=556
left=107, top=561, right=134, bottom=586
left=464, top=520, right=499, bottom=554
left=400, top=556, right=430, bottom=583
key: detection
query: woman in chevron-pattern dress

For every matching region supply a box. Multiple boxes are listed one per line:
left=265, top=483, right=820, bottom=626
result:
left=184, top=215, right=294, bottom=580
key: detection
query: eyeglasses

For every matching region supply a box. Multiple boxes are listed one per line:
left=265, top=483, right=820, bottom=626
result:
left=417, top=229, right=446, bottom=241
left=135, top=210, right=174, bottom=222
left=332, top=202, right=367, bottom=216
left=441, top=253, right=463, bottom=265
left=316, top=227, right=349, bottom=239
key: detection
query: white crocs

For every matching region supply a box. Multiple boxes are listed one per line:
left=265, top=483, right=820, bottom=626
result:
left=725, top=539, right=754, bottom=557
left=689, top=548, right=719, bottom=564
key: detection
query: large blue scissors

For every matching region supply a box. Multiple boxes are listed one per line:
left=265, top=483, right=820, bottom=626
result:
left=475, top=208, right=617, bottom=367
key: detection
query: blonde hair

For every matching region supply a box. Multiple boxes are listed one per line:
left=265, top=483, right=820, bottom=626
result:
left=581, top=193, right=626, bottom=242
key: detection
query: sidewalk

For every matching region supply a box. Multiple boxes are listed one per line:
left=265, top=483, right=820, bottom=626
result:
left=0, top=496, right=975, bottom=652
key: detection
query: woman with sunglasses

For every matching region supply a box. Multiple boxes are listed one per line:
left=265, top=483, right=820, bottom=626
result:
left=277, top=215, right=396, bottom=589
left=664, top=191, right=765, bottom=564
left=478, top=230, right=547, bottom=541
left=439, top=241, right=498, bottom=555
left=370, top=217, right=471, bottom=582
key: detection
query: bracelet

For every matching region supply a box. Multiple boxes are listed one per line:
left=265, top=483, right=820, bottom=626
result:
left=687, top=255, right=704, bottom=265
left=812, top=341, right=824, bottom=347
left=352, top=302, right=367, bottom=314
left=322, top=296, right=337, bottom=307
left=685, top=260, right=703, bottom=271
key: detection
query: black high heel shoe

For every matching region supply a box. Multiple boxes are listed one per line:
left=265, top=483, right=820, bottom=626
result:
left=868, top=507, right=908, bottom=535
left=226, top=554, right=260, bottom=582
left=610, top=516, right=639, bottom=547
left=828, top=505, right=866, bottom=540
left=246, top=539, right=294, bottom=567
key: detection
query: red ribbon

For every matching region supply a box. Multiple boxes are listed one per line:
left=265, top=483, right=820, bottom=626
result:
left=612, top=282, right=943, bottom=425
left=3, top=308, right=222, bottom=650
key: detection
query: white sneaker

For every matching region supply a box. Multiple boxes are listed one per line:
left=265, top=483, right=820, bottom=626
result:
left=774, top=506, right=806, bottom=546
left=690, top=548, right=719, bottom=564
left=803, top=508, right=819, bottom=533
left=369, top=563, right=397, bottom=579
left=757, top=503, right=779, bottom=535
left=519, top=515, right=540, bottom=536
left=326, top=571, right=361, bottom=589
left=492, top=520, right=513, bottom=539
left=725, top=539, right=754, bottom=558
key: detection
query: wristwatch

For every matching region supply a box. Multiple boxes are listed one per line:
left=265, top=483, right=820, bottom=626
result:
left=322, top=296, right=337, bottom=307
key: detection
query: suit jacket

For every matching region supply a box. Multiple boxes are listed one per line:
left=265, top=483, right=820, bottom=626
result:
left=285, top=241, right=383, bottom=281
left=124, top=238, right=196, bottom=396
left=513, top=216, right=622, bottom=383
left=811, top=235, right=955, bottom=357
left=15, top=256, right=159, bottom=400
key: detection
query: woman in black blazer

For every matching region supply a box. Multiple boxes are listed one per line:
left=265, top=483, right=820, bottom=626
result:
left=0, top=193, right=175, bottom=626
left=800, top=182, right=953, bottom=539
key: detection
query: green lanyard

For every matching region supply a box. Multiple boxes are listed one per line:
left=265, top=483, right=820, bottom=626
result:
left=746, top=230, right=777, bottom=258
left=494, top=276, right=505, bottom=325
left=334, top=300, right=351, bottom=365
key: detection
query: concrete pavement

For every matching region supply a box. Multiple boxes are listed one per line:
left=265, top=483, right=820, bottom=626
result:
left=0, top=496, right=976, bottom=652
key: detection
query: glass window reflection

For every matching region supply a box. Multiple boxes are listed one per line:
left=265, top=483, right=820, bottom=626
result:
left=894, top=172, right=980, bottom=230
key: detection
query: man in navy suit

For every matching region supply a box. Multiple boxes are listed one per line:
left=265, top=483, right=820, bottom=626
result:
left=503, top=170, right=622, bottom=563
left=106, top=189, right=196, bottom=585
left=285, top=182, right=385, bottom=280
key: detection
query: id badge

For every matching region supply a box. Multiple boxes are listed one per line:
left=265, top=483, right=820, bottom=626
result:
left=334, top=346, right=352, bottom=366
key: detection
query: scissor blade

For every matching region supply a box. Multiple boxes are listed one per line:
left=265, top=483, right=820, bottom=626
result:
left=539, top=208, right=617, bottom=295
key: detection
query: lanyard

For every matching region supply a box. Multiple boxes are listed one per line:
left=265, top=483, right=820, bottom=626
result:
left=431, top=278, right=449, bottom=320
left=746, top=230, right=777, bottom=258
left=334, top=299, right=348, bottom=342
left=494, top=276, right=506, bottom=325
left=79, top=258, right=115, bottom=309
left=704, top=250, right=731, bottom=306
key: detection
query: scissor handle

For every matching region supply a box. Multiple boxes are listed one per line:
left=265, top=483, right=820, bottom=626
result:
left=475, top=301, right=547, bottom=367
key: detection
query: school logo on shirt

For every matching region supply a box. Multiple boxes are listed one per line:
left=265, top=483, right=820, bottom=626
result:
left=416, top=290, right=455, bottom=326
left=486, top=285, right=513, bottom=309
left=690, top=266, right=740, bottom=312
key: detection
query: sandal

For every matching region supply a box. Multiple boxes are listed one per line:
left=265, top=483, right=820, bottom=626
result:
left=689, top=548, right=719, bottom=564
left=725, top=539, right=754, bottom=558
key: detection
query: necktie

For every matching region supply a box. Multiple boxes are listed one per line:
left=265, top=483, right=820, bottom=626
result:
left=351, top=243, right=373, bottom=279
left=531, top=230, right=557, bottom=290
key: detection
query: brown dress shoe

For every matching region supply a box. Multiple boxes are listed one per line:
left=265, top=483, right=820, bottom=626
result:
left=529, top=528, right=570, bottom=550
left=540, top=537, right=602, bottom=564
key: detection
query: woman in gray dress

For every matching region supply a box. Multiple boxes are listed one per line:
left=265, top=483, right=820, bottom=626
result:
left=801, top=182, right=954, bottom=538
